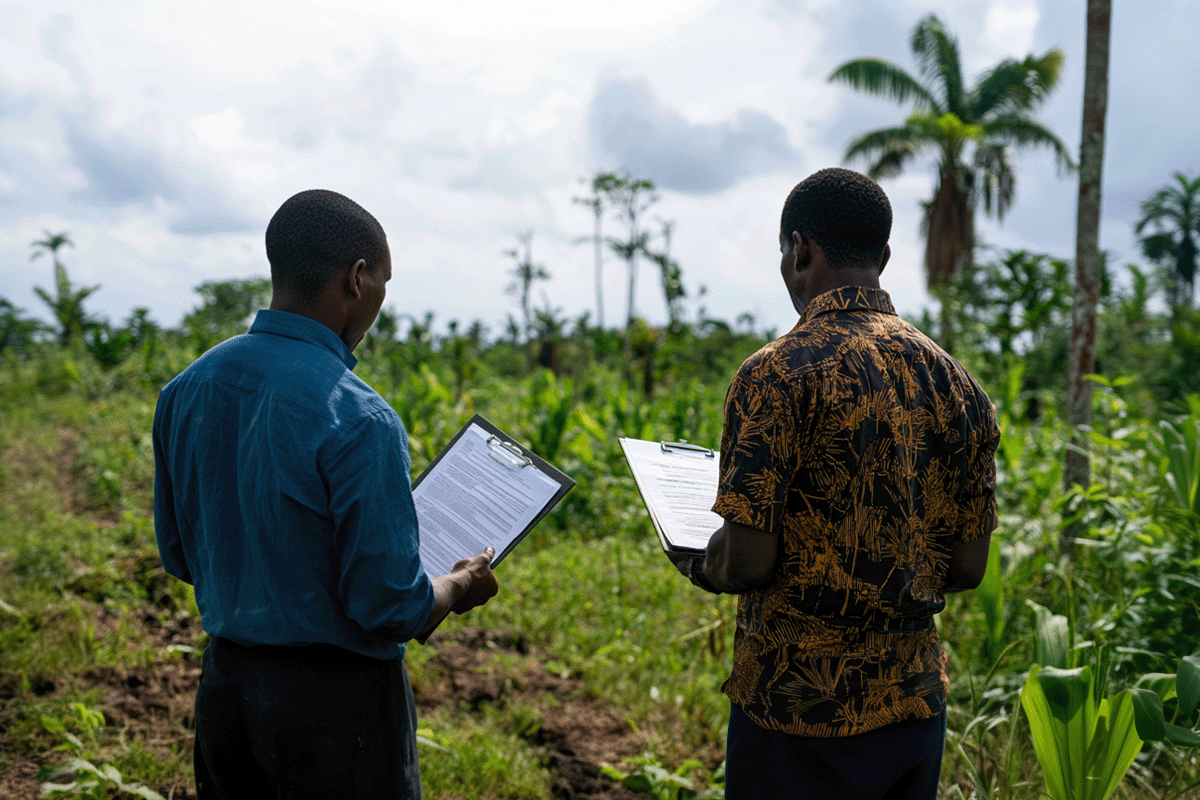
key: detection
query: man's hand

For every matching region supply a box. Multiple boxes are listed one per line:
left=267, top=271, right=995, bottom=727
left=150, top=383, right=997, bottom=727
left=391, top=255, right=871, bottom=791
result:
left=449, top=546, right=499, bottom=614
left=667, top=550, right=694, bottom=577
left=418, top=546, right=499, bottom=642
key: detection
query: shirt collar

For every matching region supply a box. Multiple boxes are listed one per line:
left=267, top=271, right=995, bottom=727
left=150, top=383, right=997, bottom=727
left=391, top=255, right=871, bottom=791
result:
left=798, top=286, right=896, bottom=326
left=248, top=309, right=358, bottom=370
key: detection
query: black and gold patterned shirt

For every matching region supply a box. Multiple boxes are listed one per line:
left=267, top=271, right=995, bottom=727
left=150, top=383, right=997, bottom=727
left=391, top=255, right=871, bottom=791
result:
left=713, top=287, right=998, bottom=737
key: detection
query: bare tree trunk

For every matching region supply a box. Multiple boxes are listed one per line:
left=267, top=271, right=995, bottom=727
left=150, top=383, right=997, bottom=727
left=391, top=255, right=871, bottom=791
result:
left=1063, top=0, right=1112, bottom=557
left=592, top=206, right=605, bottom=329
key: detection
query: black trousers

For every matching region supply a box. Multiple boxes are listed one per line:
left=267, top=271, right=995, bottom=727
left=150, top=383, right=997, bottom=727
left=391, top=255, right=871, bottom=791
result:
left=194, top=637, right=421, bottom=800
left=725, top=702, right=947, bottom=800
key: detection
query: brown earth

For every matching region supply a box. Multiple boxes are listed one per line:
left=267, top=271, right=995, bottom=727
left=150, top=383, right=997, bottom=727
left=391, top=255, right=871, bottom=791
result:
left=0, top=626, right=648, bottom=800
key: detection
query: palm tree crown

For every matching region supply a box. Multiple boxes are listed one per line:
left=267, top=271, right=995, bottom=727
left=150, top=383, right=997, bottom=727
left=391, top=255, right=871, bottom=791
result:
left=1135, top=172, right=1200, bottom=306
left=829, top=14, right=1074, bottom=288
left=30, top=230, right=99, bottom=347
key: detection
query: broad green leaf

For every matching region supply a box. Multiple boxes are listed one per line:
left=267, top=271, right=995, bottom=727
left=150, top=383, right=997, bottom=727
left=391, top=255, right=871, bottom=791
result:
left=1164, top=723, right=1200, bottom=747
left=1135, top=672, right=1177, bottom=702
left=40, top=715, right=66, bottom=735
left=1022, top=666, right=1069, bottom=800
left=622, top=774, right=654, bottom=792
left=1043, top=665, right=1096, bottom=796
left=1132, top=687, right=1166, bottom=742
left=1087, top=690, right=1143, bottom=800
left=1029, top=601, right=1071, bottom=669
left=975, top=537, right=1004, bottom=655
left=1177, top=653, right=1200, bottom=717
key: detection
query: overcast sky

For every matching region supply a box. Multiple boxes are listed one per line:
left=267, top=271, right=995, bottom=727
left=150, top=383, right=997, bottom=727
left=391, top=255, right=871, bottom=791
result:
left=3, top=0, right=1198, bottom=340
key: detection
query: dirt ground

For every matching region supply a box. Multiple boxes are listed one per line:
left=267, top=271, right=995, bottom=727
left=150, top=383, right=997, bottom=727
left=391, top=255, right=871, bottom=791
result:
left=0, top=626, right=648, bottom=800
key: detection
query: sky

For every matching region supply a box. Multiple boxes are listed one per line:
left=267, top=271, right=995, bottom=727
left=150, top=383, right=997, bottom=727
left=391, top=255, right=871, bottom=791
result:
left=2, top=0, right=1198, bottom=340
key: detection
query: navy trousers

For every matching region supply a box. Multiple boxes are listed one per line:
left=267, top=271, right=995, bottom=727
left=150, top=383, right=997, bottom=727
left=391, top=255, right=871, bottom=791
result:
left=725, top=702, right=947, bottom=800
left=194, top=637, right=421, bottom=800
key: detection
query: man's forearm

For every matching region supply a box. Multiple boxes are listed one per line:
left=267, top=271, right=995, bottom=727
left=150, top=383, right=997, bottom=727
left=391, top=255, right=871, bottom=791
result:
left=416, top=572, right=470, bottom=642
left=699, top=520, right=778, bottom=594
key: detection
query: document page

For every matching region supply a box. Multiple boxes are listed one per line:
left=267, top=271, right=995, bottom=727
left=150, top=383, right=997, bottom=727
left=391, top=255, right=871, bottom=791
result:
left=619, top=438, right=724, bottom=553
left=414, top=422, right=561, bottom=578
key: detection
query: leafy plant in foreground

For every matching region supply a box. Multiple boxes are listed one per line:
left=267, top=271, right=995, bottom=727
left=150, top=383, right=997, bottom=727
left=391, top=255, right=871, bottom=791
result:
left=1020, top=664, right=1142, bottom=800
left=601, top=754, right=723, bottom=800
left=38, top=703, right=165, bottom=800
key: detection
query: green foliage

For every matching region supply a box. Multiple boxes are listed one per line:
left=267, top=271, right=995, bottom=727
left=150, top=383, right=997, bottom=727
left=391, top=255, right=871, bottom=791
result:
left=1020, top=664, right=1143, bottom=800
left=416, top=714, right=551, bottom=799
left=12, top=233, right=1200, bottom=797
left=38, top=704, right=166, bottom=800
left=1135, top=172, right=1200, bottom=306
left=1132, top=649, right=1200, bottom=747
left=181, top=276, right=271, bottom=351
left=829, top=14, right=1071, bottom=291
left=601, top=754, right=723, bottom=800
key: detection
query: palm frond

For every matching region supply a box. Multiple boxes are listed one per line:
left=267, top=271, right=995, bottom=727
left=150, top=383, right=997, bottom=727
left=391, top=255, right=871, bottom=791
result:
left=1172, top=171, right=1200, bottom=203
left=844, top=124, right=930, bottom=165
left=828, top=59, right=937, bottom=110
left=867, top=143, right=921, bottom=181
left=973, top=144, right=1016, bottom=219
left=1139, top=232, right=1176, bottom=263
left=1136, top=182, right=1196, bottom=234
left=969, top=49, right=1065, bottom=117
left=981, top=114, right=1075, bottom=173
left=910, top=14, right=965, bottom=118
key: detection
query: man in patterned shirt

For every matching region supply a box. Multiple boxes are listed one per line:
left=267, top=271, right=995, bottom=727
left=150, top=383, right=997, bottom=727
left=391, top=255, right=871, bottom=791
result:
left=672, top=168, right=998, bottom=799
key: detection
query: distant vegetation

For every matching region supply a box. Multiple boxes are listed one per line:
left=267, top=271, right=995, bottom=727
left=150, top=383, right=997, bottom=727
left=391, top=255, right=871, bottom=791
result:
left=4, top=161, right=1200, bottom=797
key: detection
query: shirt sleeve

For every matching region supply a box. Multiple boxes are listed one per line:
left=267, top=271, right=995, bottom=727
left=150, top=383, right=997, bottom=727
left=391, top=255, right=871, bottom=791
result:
left=711, top=351, right=803, bottom=534
left=152, top=388, right=192, bottom=585
left=957, top=384, right=1001, bottom=544
left=326, top=408, right=436, bottom=642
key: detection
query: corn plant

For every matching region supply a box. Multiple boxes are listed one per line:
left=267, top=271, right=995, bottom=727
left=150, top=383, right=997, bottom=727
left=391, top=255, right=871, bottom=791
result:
left=1020, top=663, right=1143, bottom=800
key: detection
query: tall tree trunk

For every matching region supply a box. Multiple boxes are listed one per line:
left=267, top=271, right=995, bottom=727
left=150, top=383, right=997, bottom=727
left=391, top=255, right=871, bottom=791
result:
left=925, top=161, right=973, bottom=352
left=593, top=207, right=605, bottom=329
left=623, top=245, right=638, bottom=367
left=1063, top=0, right=1112, bottom=558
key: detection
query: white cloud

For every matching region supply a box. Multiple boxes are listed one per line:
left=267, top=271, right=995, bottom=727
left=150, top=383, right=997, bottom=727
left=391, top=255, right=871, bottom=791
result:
left=0, top=0, right=1197, bottom=343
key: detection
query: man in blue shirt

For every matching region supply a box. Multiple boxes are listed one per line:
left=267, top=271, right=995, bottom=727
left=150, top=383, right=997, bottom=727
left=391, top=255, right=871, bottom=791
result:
left=153, top=189, right=498, bottom=799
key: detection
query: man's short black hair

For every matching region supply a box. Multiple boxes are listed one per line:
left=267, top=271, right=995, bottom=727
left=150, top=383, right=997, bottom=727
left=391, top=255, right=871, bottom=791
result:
left=780, top=168, right=892, bottom=267
left=265, top=189, right=389, bottom=301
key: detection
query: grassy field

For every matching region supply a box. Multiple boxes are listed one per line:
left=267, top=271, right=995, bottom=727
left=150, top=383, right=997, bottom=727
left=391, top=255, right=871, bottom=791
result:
left=2, top=331, right=1200, bottom=799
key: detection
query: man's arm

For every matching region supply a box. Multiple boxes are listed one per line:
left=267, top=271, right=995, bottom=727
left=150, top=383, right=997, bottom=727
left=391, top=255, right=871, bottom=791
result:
left=152, top=401, right=192, bottom=585
left=670, top=519, right=777, bottom=594
left=944, top=510, right=998, bottom=593
left=416, top=546, right=498, bottom=641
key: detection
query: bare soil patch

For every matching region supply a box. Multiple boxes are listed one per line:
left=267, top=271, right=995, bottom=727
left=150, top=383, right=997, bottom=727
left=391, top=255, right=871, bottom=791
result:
left=415, top=628, right=647, bottom=799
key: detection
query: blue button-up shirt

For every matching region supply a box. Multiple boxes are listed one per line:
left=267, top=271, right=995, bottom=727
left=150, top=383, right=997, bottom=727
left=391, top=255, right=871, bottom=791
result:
left=153, top=309, right=435, bottom=660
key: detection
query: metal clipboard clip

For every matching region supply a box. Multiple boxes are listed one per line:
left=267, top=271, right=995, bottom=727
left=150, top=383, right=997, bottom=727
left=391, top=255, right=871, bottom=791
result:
left=487, top=435, right=533, bottom=469
left=660, top=440, right=714, bottom=457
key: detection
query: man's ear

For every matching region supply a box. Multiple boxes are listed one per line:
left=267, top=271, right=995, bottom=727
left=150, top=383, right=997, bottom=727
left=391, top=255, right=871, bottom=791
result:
left=344, top=258, right=368, bottom=299
left=792, top=231, right=810, bottom=270
left=878, top=243, right=891, bottom=276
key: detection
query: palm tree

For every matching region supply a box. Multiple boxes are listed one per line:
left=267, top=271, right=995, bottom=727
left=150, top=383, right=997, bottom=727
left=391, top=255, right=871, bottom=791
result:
left=1135, top=172, right=1200, bottom=306
left=829, top=14, right=1074, bottom=295
left=504, top=230, right=550, bottom=343
left=30, top=230, right=99, bottom=347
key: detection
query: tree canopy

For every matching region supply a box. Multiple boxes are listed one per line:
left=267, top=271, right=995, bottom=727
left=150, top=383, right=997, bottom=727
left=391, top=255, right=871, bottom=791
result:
left=829, top=14, right=1074, bottom=290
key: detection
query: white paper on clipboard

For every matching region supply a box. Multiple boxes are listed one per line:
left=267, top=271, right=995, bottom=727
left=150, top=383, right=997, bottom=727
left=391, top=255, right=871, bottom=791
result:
left=619, top=437, right=723, bottom=554
left=412, top=418, right=569, bottom=578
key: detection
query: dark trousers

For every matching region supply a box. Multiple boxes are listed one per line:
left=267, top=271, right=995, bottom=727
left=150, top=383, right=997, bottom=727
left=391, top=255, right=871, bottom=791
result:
left=725, top=702, right=947, bottom=800
left=195, top=637, right=421, bottom=800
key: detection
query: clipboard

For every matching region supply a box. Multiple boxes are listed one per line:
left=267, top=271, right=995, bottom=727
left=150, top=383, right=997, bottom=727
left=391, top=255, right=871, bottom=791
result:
left=619, top=437, right=723, bottom=555
left=412, top=414, right=574, bottom=577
